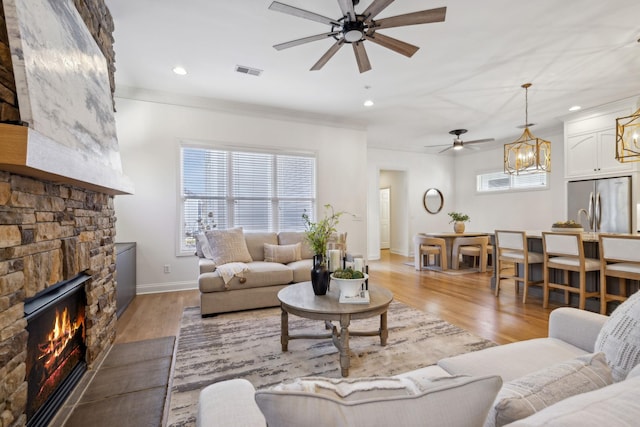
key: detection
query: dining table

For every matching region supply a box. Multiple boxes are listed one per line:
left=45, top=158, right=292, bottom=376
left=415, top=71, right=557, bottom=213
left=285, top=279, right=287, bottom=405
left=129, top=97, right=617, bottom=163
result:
left=421, top=231, right=491, bottom=270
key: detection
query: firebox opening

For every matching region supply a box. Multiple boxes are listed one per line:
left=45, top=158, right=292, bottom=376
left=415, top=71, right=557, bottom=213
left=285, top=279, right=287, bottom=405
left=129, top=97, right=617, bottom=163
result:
left=25, top=273, right=91, bottom=427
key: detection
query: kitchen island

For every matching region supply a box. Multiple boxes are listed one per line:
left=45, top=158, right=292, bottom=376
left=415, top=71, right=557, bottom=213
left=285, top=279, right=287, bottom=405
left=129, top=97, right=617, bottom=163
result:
left=493, top=231, right=638, bottom=314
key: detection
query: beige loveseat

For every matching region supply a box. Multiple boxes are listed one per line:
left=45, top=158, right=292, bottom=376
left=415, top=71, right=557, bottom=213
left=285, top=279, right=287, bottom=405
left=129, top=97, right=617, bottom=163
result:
left=197, top=230, right=314, bottom=316
left=197, top=292, right=640, bottom=426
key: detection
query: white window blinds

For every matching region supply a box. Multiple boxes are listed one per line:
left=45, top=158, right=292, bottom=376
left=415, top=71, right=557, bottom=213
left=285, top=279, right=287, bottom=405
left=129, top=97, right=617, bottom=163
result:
left=476, top=170, right=548, bottom=192
left=180, top=145, right=316, bottom=253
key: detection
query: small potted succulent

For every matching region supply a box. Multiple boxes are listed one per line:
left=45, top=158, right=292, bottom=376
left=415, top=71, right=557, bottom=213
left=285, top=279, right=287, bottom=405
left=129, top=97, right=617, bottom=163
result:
left=448, top=212, right=470, bottom=233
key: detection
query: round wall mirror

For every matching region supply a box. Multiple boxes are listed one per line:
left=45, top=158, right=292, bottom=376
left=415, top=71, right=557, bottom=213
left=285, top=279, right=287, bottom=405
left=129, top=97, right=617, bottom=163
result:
left=423, top=188, right=444, bottom=214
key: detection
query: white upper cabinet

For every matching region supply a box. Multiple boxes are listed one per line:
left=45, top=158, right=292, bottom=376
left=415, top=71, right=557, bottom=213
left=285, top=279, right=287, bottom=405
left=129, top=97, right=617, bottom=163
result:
left=564, top=100, right=637, bottom=179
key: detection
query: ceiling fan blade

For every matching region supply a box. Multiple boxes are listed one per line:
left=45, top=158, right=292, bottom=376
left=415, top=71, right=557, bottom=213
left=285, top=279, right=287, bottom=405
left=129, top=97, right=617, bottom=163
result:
left=311, top=39, right=345, bottom=70
left=352, top=41, right=372, bottom=73
left=269, top=1, right=340, bottom=26
left=337, top=0, right=356, bottom=21
left=438, top=146, right=453, bottom=154
left=464, top=138, right=496, bottom=145
left=362, top=0, right=395, bottom=20
left=373, top=7, right=447, bottom=29
left=274, top=32, right=341, bottom=50
left=365, top=32, right=419, bottom=57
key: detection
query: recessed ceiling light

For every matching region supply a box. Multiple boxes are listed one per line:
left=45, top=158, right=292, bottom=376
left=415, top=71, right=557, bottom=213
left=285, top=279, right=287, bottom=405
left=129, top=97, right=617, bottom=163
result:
left=173, top=66, right=187, bottom=75
left=363, top=99, right=374, bottom=107
left=569, top=105, right=581, bottom=112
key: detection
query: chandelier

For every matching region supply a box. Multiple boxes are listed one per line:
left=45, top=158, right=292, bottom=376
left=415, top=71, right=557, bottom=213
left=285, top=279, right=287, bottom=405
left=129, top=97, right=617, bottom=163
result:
left=504, top=83, right=551, bottom=175
left=615, top=107, right=640, bottom=162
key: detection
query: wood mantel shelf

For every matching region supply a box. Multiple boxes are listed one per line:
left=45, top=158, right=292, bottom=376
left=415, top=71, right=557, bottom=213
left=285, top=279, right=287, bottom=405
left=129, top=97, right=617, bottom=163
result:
left=0, top=123, right=133, bottom=195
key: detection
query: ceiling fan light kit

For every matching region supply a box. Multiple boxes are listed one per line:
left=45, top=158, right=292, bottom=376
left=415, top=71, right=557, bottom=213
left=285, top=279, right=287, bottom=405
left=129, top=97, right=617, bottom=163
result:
left=268, top=0, right=446, bottom=73
left=615, top=107, right=640, bottom=163
left=504, top=83, right=551, bottom=175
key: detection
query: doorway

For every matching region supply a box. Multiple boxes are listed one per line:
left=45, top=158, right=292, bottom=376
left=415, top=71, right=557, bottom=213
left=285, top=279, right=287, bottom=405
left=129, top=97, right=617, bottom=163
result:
left=377, top=169, right=409, bottom=256
left=379, top=187, right=390, bottom=249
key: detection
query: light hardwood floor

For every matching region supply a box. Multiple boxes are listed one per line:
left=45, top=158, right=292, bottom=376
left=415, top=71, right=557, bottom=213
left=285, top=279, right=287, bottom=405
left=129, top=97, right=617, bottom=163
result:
left=116, top=251, right=558, bottom=345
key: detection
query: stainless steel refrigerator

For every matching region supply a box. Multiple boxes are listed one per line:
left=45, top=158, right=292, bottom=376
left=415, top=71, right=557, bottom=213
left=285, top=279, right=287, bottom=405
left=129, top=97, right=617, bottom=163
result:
left=568, top=176, right=631, bottom=233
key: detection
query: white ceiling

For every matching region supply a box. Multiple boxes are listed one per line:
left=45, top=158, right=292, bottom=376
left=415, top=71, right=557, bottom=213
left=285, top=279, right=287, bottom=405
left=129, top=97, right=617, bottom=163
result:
left=105, top=0, right=640, bottom=153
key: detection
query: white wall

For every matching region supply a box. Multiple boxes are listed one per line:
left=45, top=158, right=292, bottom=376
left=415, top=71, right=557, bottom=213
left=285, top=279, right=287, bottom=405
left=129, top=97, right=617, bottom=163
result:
left=453, top=127, right=566, bottom=232
left=113, top=95, right=368, bottom=294
left=366, top=127, right=566, bottom=261
left=367, top=149, right=455, bottom=260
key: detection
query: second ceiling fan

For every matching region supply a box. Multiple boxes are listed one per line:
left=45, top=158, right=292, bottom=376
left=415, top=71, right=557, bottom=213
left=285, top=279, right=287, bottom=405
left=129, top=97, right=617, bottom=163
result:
left=269, top=0, right=447, bottom=73
left=427, top=129, right=495, bottom=153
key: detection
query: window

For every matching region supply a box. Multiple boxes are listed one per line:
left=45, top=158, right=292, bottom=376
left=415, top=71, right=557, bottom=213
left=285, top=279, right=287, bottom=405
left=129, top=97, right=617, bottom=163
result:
left=476, top=170, right=548, bottom=193
left=180, top=144, right=316, bottom=253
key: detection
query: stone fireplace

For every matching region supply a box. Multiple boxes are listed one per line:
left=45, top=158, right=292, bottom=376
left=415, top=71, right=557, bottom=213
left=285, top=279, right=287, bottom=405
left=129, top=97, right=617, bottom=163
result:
left=24, top=274, right=89, bottom=426
left=0, top=0, right=129, bottom=426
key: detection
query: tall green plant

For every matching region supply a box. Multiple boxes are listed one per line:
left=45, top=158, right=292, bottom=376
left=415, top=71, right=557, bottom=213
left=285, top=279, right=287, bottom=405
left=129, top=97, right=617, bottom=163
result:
left=302, top=204, right=344, bottom=256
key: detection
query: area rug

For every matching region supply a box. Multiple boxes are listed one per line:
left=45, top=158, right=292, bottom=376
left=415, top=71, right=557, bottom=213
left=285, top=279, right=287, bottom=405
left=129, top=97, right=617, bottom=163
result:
left=167, top=301, right=496, bottom=427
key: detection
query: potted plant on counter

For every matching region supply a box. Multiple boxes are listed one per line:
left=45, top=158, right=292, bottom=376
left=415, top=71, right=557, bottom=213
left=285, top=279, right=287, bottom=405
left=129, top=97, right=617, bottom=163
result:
left=302, top=204, right=344, bottom=295
left=448, top=212, right=470, bottom=233
left=551, top=220, right=584, bottom=232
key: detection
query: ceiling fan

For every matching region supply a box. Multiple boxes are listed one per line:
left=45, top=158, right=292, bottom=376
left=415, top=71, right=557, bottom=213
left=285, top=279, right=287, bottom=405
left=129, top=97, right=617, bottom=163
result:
left=426, top=129, right=495, bottom=154
left=268, top=0, right=447, bottom=73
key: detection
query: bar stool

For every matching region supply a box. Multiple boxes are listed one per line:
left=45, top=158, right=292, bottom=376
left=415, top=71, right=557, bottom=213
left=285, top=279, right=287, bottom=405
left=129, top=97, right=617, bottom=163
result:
left=599, top=234, right=640, bottom=314
left=494, top=230, right=544, bottom=304
left=542, top=232, right=601, bottom=310
left=414, top=235, right=447, bottom=270
left=452, top=236, right=489, bottom=272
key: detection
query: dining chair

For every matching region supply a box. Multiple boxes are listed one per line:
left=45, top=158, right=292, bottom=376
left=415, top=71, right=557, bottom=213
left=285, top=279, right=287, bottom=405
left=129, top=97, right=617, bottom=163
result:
left=494, top=230, right=544, bottom=303
left=542, top=232, right=601, bottom=310
left=598, top=234, right=640, bottom=314
left=452, top=236, right=489, bottom=272
left=414, top=235, right=448, bottom=270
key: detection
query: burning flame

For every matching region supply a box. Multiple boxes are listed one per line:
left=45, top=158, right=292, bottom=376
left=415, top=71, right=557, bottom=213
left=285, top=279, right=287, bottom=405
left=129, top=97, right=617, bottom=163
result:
left=38, top=307, right=84, bottom=372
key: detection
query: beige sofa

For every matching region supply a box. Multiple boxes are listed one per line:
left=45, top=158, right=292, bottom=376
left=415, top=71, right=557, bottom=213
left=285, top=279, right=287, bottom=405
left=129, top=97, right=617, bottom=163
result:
left=198, top=231, right=314, bottom=316
left=197, top=296, right=640, bottom=426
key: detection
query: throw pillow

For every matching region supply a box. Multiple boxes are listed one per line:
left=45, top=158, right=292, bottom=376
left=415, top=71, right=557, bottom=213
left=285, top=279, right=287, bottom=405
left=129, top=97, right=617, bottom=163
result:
left=196, top=233, right=215, bottom=260
left=204, top=227, right=252, bottom=266
left=264, top=243, right=301, bottom=264
left=255, top=374, right=502, bottom=427
left=595, top=289, right=640, bottom=382
left=484, top=352, right=613, bottom=427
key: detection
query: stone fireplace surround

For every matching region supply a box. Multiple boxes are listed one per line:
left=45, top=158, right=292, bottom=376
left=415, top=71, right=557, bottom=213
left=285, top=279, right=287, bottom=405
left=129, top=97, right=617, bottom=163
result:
left=0, top=0, right=121, bottom=425
left=0, top=171, right=117, bottom=426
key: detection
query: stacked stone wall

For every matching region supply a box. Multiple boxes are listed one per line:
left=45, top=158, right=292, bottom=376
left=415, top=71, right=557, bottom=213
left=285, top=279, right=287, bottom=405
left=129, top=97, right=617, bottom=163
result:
left=0, top=171, right=117, bottom=427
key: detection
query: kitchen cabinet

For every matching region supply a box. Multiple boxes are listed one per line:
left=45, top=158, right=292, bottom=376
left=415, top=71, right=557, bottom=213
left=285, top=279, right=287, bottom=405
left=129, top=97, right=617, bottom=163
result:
left=564, top=102, right=636, bottom=179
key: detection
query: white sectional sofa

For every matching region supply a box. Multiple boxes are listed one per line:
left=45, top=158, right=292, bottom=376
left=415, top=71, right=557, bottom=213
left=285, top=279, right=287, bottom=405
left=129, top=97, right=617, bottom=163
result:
left=197, top=293, right=640, bottom=427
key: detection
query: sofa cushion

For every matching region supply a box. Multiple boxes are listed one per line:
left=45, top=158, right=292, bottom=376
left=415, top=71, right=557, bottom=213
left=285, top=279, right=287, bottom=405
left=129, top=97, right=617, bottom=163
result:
left=484, top=352, right=613, bottom=427
left=264, top=243, right=301, bottom=264
left=627, top=362, right=640, bottom=380
left=199, top=261, right=294, bottom=293
left=595, top=289, right=640, bottom=382
left=198, top=379, right=265, bottom=427
left=278, top=231, right=314, bottom=260
left=255, top=375, right=502, bottom=427
left=197, top=233, right=215, bottom=260
left=438, top=337, right=588, bottom=382
left=286, top=259, right=312, bottom=283
left=205, top=227, right=253, bottom=265
left=505, top=375, right=640, bottom=427
left=244, top=232, right=278, bottom=261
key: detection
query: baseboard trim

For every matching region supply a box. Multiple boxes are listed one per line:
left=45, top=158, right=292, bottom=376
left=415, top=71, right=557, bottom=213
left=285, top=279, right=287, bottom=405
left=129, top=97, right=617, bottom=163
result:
left=136, top=280, right=198, bottom=295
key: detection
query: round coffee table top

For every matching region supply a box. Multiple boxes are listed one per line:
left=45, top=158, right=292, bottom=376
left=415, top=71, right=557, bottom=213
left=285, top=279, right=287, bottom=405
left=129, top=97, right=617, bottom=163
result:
left=278, top=281, right=393, bottom=315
